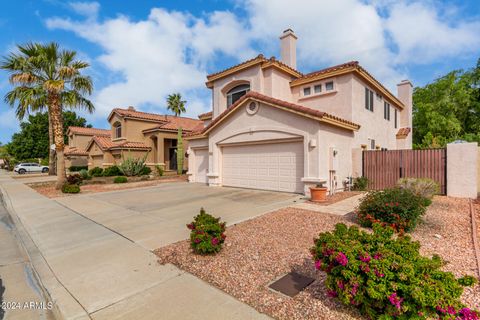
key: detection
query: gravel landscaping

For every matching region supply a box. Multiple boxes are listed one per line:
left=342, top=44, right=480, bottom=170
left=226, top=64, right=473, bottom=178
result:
left=156, top=196, right=480, bottom=320
left=28, top=176, right=186, bottom=198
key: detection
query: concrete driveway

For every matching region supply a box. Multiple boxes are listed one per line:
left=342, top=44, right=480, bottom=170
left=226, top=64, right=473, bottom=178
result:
left=56, top=182, right=302, bottom=250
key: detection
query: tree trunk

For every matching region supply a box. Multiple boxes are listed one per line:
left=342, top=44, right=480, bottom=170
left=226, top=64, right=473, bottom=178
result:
left=48, top=112, right=56, bottom=176
left=49, top=94, right=66, bottom=189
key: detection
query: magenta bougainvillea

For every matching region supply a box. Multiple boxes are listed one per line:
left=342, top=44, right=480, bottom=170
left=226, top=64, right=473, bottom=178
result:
left=311, top=223, right=478, bottom=319
left=188, top=208, right=226, bottom=254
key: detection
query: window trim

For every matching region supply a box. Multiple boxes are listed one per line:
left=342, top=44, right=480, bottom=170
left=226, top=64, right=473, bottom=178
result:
left=365, top=87, right=374, bottom=112
left=314, top=84, right=322, bottom=93
left=227, top=84, right=250, bottom=107
left=384, top=101, right=390, bottom=120
left=113, top=122, right=122, bottom=139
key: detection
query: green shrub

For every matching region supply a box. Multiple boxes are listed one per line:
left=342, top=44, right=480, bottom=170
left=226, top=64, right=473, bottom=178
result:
left=311, top=223, right=478, bottom=320
left=103, top=165, right=123, bottom=177
left=40, top=158, right=49, bottom=166
left=187, top=208, right=226, bottom=254
left=397, top=177, right=439, bottom=199
left=89, top=167, right=103, bottom=177
left=69, top=165, right=88, bottom=172
left=140, top=166, right=152, bottom=175
left=155, top=165, right=164, bottom=177
left=113, top=176, right=128, bottom=183
left=357, top=188, right=431, bottom=233
left=66, top=174, right=83, bottom=185
left=79, top=169, right=91, bottom=180
left=352, top=177, right=369, bottom=191
left=62, top=184, right=80, bottom=194
left=119, top=154, right=148, bottom=176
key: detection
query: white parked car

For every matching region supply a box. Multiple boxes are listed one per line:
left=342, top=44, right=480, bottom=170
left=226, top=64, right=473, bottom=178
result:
left=14, top=163, right=49, bottom=174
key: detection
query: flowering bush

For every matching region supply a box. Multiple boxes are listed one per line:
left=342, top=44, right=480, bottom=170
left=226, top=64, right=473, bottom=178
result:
left=357, top=188, right=431, bottom=233
left=311, top=223, right=478, bottom=320
left=187, top=208, right=226, bottom=254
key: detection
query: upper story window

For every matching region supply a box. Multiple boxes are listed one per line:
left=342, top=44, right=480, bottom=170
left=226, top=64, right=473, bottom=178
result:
left=325, top=81, right=334, bottom=91
left=365, top=87, right=374, bottom=112
left=227, top=84, right=250, bottom=107
left=384, top=102, right=391, bottom=120
left=303, top=87, right=311, bottom=96
left=394, top=109, right=398, bottom=128
left=113, top=122, right=122, bottom=139
left=314, top=84, right=322, bottom=93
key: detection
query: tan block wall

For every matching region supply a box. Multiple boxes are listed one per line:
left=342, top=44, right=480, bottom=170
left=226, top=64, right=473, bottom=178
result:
left=447, top=142, right=478, bottom=198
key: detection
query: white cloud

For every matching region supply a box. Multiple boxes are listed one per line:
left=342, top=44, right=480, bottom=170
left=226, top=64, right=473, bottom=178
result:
left=46, top=5, right=252, bottom=119
left=384, top=2, right=480, bottom=64
left=69, top=1, right=100, bottom=19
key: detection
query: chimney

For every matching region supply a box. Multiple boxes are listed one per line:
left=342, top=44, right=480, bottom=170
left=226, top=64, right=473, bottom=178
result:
left=127, top=106, right=135, bottom=111
left=280, top=28, right=297, bottom=69
left=397, top=79, right=413, bottom=148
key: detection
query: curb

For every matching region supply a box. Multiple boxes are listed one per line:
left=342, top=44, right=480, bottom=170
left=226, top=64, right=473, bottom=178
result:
left=469, top=199, right=480, bottom=279
left=0, top=180, right=91, bottom=320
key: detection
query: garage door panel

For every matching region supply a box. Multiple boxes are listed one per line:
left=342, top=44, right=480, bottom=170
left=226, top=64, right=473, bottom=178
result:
left=222, top=142, right=303, bottom=193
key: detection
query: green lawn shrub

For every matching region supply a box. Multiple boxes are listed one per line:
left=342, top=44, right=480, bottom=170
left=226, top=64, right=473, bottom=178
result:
left=61, top=184, right=80, bottom=193
left=113, top=176, right=128, bottom=183
left=89, top=167, right=103, bottom=177
left=69, top=165, right=88, bottom=172
left=352, top=177, right=369, bottom=191
left=103, top=165, right=123, bottom=177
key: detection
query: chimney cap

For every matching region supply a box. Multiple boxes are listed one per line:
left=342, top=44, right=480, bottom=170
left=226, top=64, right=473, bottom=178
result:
left=127, top=106, right=135, bottom=111
left=280, top=28, right=297, bottom=39
left=398, top=79, right=413, bottom=87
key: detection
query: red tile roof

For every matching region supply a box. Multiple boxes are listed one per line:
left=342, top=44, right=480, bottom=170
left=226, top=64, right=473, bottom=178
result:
left=110, top=107, right=170, bottom=123
left=67, top=126, right=111, bottom=137
left=198, top=111, right=212, bottom=119
left=396, top=127, right=411, bottom=138
left=298, top=61, right=359, bottom=81
left=142, top=115, right=203, bottom=133
left=88, top=136, right=151, bottom=151
left=64, top=146, right=88, bottom=156
left=186, top=91, right=360, bottom=138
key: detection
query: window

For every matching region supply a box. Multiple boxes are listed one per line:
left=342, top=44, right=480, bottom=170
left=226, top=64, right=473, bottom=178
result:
left=394, top=109, right=398, bottom=128
left=113, top=122, right=122, bottom=138
left=325, top=81, right=334, bottom=91
left=227, top=84, right=250, bottom=107
left=370, top=139, right=376, bottom=150
left=384, top=102, right=390, bottom=120
left=314, top=84, right=322, bottom=93
left=303, top=87, right=311, bottom=96
left=171, top=139, right=177, bottom=147
left=365, top=88, right=374, bottom=111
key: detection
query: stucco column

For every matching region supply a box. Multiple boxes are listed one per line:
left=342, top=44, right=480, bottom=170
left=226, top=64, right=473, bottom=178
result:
left=446, top=142, right=478, bottom=198
left=351, top=148, right=362, bottom=178
left=157, top=135, right=165, bottom=166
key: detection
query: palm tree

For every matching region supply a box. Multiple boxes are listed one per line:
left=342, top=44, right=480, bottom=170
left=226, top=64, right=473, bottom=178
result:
left=166, top=93, right=186, bottom=117
left=166, top=93, right=186, bottom=174
left=1, top=42, right=94, bottom=188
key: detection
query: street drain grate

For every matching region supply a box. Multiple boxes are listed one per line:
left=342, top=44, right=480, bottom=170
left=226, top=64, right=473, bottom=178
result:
left=269, top=272, right=315, bottom=297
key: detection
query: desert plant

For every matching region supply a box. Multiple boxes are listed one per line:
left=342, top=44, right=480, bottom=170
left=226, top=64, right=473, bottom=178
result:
left=352, top=177, right=369, bottom=191
left=155, top=165, right=164, bottom=177
left=119, top=153, right=148, bottom=176
left=357, top=188, right=431, bottom=233
left=89, top=167, right=103, bottom=177
left=177, top=127, right=184, bottom=175
left=69, top=165, right=88, bottom=172
left=66, top=173, right=83, bottom=185
left=397, top=177, right=439, bottom=199
left=79, top=169, right=90, bottom=180
left=113, top=176, right=128, bottom=183
left=187, top=208, right=226, bottom=254
left=140, top=166, right=152, bottom=176
left=61, top=183, right=80, bottom=193
left=102, top=165, right=123, bottom=177
left=311, top=223, right=478, bottom=320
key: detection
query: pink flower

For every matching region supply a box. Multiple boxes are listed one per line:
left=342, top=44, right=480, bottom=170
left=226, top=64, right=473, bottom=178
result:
left=351, top=283, right=359, bottom=296
left=327, top=290, right=338, bottom=298
left=358, top=253, right=371, bottom=263
left=360, top=263, right=370, bottom=273
left=337, top=280, right=345, bottom=290
left=211, top=237, right=219, bottom=245
left=314, top=260, right=322, bottom=270
left=459, top=308, right=479, bottom=320
left=323, top=248, right=334, bottom=257
left=388, top=292, right=403, bottom=310
left=374, top=269, right=385, bottom=278
left=335, top=252, right=348, bottom=266
left=186, top=223, right=195, bottom=230
left=447, top=306, right=456, bottom=315
left=385, top=202, right=389, bottom=206
left=373, top=253, right=382, bottom=260
left=194, top=238, right=201, bottom=244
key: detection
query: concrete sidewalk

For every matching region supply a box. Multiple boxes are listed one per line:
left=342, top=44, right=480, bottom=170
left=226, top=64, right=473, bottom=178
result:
left=293, top=193, right=364, bottom=215
left=0, top=172, right=269, bottom=319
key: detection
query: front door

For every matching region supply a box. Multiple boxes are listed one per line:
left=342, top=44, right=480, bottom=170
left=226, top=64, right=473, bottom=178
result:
left=169, top=148, right=177, bottom=170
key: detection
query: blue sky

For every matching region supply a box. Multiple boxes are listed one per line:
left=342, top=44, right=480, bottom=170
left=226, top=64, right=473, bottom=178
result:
left=1, top=0, right=479, bottom=144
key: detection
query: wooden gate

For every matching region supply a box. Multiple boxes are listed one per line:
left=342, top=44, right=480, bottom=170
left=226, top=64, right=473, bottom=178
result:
left=362, top=149, right=446, bottom=194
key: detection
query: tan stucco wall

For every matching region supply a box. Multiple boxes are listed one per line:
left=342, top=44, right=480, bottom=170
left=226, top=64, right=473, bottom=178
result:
left=447, top=142, right=478, bottom=198
left=123, top=119, right=159, bottom=142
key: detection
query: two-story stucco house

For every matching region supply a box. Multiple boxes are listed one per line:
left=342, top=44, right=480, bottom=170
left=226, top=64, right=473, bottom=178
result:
left=186, top=29, right=413, bottom=195
left=65, top=107, right=202, bottom=171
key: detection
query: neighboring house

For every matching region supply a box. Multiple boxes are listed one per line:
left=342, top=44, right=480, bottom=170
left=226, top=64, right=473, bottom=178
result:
left=186, top=29, right=413, bottom=195
left=65, top=126, right=111, bottom=168
left=83, top=107, right=202, bottom=170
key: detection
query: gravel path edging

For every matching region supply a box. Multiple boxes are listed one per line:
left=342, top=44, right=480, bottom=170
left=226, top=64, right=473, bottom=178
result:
left=469, top=199, right=480, bottom=278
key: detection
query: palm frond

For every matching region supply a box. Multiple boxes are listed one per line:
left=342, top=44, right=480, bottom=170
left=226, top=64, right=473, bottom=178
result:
left=61, top=90, right=95, bottom=113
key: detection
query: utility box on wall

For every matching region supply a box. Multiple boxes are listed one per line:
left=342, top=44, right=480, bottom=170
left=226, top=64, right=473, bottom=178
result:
left=329, top=147, right=338, bottom=172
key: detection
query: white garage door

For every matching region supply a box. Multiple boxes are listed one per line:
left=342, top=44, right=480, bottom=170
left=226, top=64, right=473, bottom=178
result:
left=194, top=149, right=209, bottom=183
left=222, top=141, right=304, bottom=193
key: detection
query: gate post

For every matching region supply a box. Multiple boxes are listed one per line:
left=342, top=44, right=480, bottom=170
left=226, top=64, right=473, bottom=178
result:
left=446, top=142, right=478, bottom=198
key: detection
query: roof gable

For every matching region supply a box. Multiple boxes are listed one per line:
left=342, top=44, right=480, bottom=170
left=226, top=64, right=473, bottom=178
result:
left=67, top=126, right=111, bottom=137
